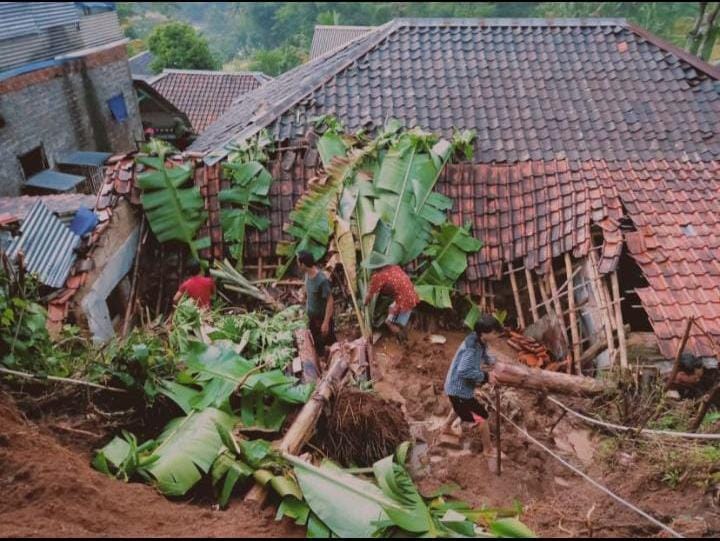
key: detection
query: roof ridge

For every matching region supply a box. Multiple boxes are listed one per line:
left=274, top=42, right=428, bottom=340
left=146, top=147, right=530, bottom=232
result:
left=314, top=24, right=375, bottom=30
left=391, top=17, right=628, bottom=27
left=204, top=21, right=399, bottom=163
left=159, top=68, right=263, bottom=76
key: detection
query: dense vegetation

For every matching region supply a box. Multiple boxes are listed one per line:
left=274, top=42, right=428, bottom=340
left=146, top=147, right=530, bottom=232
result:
left=119, top=2, right=718, bottom=76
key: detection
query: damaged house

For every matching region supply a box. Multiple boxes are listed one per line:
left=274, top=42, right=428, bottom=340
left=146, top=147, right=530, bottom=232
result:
left=187, top=18, right=720, bottom=372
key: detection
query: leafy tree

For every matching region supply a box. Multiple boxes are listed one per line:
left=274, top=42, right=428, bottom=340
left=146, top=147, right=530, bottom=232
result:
left=686, top=2, right=720, bottom=60
left=248, top=37, right=308, bottom=76
left=148, top=21, right=220, bottom=73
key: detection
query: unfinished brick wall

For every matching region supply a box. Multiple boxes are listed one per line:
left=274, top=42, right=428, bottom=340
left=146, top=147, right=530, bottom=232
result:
left=0, top=45, right=142, bottom=196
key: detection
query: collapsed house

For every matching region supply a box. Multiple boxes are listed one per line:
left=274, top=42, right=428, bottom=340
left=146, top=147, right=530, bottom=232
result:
left=187, top=18, right=720, bottom=371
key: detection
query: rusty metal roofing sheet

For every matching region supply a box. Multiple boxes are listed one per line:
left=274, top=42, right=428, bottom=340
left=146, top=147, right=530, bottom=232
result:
left=6, top=200, right=81, bottom=288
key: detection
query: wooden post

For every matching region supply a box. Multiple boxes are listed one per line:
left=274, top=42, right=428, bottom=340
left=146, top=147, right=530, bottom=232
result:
left=495, top=387, right=502, bottom=476
left=564, top=253, right=582, bottom=373
left=258, top=257, right=264, bottom=280
left=491, top=359, right=606, bottom=396
left=508, top=262, right=526, bottom=329
left=690, top=383, right=720, bottom=432
left=525, top=267, right=539, bottom=323
left=587, top=252, right=615, bottom=367
left=121, top=218, right=146, bottom=338
left=664, top=317, right=694, bottom=392
left=245, top=342, right=351, bottom=506
left=538, top=274, right=552, bottom=317
left=610, top=271, right=629, bottom=370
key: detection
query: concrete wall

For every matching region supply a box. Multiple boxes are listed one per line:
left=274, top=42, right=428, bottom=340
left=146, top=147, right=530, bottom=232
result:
left=0, top=44, right=142, bottom=196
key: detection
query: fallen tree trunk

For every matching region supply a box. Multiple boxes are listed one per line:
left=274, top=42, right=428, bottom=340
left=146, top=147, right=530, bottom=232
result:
left=245, top=341, right=351, bottom=505
left=492, top=359, right=607, bottom=397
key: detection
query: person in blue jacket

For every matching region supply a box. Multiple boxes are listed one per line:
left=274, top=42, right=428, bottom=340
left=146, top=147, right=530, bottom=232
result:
left=442, top=314, right=500, bottom=458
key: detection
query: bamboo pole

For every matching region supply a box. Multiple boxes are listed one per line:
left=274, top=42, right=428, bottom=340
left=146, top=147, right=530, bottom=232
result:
left=525, top=267, right=539, bottom=323
left=508, top=262, right=526, bottom=329
left=245, top=342, right=351, bottom=506
left=564, top=254, right=582, bottom=373
left=664, top=317, right=694, bottom=392
left=587, top=251, right=615, bottom=367
left=538, top=274, right=552, bottom=317
left=690, top=383, right=720, bottom=432
left=610, top=271, right=629, bottom=370
left=495, top=388, right=502, bottom=476
left=121, top=219, right=146, bottom=338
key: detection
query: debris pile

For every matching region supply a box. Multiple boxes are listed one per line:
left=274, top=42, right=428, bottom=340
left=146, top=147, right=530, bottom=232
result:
left=506, top=331, right=569, bottom=372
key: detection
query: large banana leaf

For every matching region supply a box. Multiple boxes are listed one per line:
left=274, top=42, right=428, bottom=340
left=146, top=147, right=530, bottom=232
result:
left=414, top=223, right=483, bottom=309
left=143, top=408, right=237, bottom=496
left=211, top=449, right=254, bottom=508
left=285, top=454, right=392, bottom=538
left=136, top=156, right=207, bottom=262
left=219, top=160, right=273, bottom=268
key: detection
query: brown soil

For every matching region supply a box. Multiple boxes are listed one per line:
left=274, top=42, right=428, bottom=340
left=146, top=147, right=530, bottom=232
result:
left=0, top=391, right=302, bottom=538
left=373, top=329, right=720, bottom=538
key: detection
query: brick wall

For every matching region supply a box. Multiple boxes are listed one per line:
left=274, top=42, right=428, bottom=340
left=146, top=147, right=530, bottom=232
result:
left=0, top=45, right=142, bottom=196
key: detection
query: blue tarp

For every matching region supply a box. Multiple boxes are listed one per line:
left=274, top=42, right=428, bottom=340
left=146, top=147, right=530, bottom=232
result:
left=107, top=93, right=128, bottom=122
left=69, top=207, right=98, bottom=236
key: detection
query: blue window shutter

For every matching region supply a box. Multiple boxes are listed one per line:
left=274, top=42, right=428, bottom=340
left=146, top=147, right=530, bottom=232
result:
left=107, top=93, right=128, bottom=122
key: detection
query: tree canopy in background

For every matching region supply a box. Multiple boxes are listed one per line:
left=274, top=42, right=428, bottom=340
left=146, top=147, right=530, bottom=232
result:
left=147, top=21, right=220, bottom=73
left=120, top=2, right=720, bottom=76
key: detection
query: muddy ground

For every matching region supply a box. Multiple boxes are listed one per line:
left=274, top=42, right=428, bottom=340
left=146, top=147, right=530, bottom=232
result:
left=0, top=329, right=718, bottom=537
left=375, top=330, right=720, bottom=538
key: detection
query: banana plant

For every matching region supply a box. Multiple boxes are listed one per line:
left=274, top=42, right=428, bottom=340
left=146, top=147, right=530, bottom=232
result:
left=219, top=133, right=274, bottom=269
left=136, top=155, right=208, bottom=262
left=414, top=222, right=484, bottom=310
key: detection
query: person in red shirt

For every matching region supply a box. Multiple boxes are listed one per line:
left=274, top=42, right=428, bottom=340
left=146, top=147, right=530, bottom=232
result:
left=363, top=264, right=420, bottom=335
left=173, top=261, right=216, bottom=309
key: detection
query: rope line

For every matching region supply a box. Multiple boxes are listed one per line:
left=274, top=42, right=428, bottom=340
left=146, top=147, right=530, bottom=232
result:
left=547, top=396, right=720, bottom=441
left=488, top=402, right=684, bottom=538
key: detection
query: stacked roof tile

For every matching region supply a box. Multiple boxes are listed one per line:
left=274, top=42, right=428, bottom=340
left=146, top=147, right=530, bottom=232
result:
left=151, top=70, right=272, bottom=134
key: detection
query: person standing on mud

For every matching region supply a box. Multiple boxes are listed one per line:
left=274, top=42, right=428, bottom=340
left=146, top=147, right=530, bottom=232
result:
left=297, top=250, right=336, bottom=357
left=442, top=314, right=499, bottom=459
left=363, top=264, right=420, bottom=339
left=173, top=261, right=215, bottom=309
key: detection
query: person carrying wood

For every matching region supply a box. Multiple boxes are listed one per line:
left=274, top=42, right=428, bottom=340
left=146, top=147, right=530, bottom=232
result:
left=442, top=314, right=500, bottom=459
left=363, top=264, right=420, bottom=338
left=297, top=250, right=336, bottom=357
left=173, top=261, right=215, bottom=309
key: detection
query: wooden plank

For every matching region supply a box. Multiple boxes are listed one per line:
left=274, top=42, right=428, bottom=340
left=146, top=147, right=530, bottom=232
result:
left=525, top=267, right=540, bottom=323
left=610, top=271, right=629, bottom=370
left=564, top=253, right=582, bottom=374
left=508, top=262, right=526, bottom=329
left=587, top=251, right=615, bottom=367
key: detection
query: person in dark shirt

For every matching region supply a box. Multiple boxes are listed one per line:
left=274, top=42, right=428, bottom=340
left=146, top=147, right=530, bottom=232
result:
left=297, top=250, right=335, bottom=357
left=173, top=261, right=215, bottom=309
left=442, top=314, right=500, bottom=458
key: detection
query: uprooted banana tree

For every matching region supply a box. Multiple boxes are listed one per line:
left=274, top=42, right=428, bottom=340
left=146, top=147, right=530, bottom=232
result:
left=136, top=140, right=209, bottom=263
left=276, top=118, right=483, bottom=332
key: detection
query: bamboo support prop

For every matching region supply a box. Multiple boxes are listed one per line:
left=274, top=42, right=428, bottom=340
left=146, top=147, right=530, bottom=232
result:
left=587, top=251, right=616, bottom=366
left=564, top=254, right=582, bottom=373
left=538, top=275, right=552, bottom=317
left=524, top=267, right=540, bottom=323
left=691, top=383, right=720, bottom=432
left=495, top=387, right=502, bottom=476
left=508, top=262, right=526, bottom=329
left=610, top=271, right=629, bottom=370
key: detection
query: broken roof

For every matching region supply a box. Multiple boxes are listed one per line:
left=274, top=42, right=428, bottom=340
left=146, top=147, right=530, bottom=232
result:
left=309, top=25, right=374, bottom=59
left=150, top=69, right=272, bottom=134
left=191, top=18, right=720, bottom=163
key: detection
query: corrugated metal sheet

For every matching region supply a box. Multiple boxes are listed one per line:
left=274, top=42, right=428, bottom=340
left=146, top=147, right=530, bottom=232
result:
left=78, top=11, right=122, bottom=48
left=6, top=200, right=81, bottom=288
left=57, top=151, right=111, bottom=167
left=0, top=3, right=79, bottom=40
left=0, top=7, right=121, bottom=73
left=25, top=170, right=85, bottom=192
left=309, top=25, right=374, bottom=59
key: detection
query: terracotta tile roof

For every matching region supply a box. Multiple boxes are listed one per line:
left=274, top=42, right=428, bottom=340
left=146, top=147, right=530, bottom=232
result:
left=309, top=25, right=374, bottom=59
left=608, top=160, right=720, bottom=358
left=150, top=69, right=272, bottom=134
left=191, top=18, right=720, bottom=162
